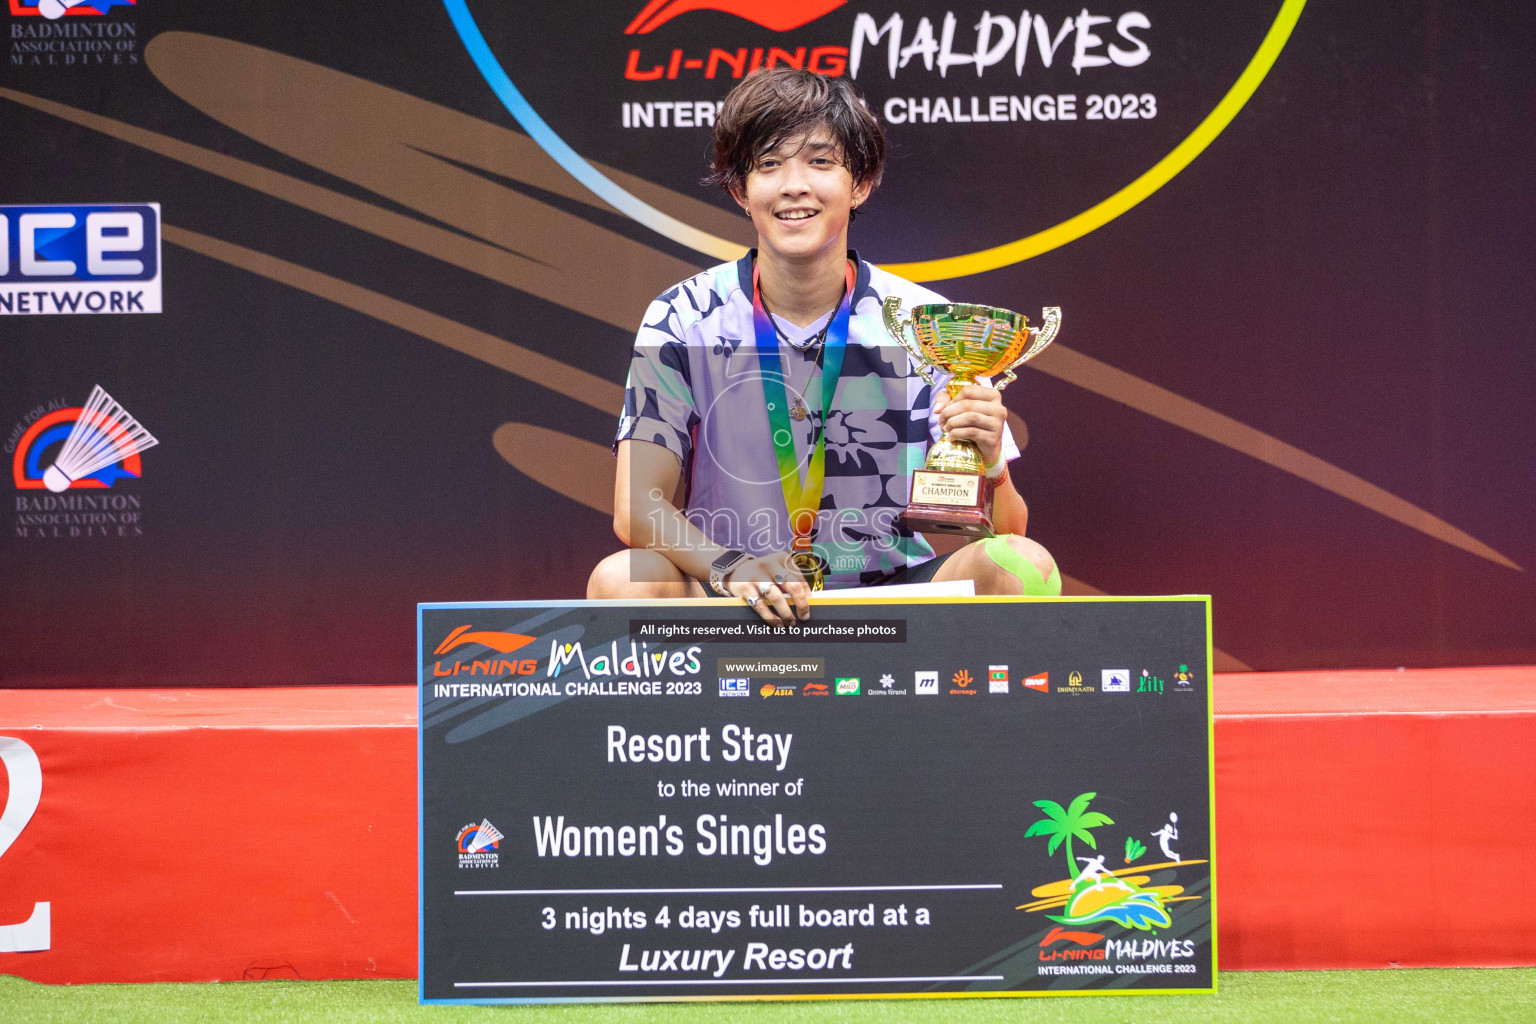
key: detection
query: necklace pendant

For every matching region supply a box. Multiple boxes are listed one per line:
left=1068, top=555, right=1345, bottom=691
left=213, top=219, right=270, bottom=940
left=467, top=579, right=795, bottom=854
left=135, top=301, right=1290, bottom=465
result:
left=790, top=399, right=808, bottom=421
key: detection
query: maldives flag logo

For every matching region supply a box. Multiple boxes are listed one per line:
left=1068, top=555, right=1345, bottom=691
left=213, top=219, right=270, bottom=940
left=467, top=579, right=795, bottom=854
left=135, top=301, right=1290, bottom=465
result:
left=624, top=0, right=845, bottom=35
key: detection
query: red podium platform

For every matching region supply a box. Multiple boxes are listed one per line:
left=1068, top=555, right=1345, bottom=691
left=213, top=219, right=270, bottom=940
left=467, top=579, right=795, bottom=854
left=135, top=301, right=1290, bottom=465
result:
left=1, top=668, right=1532, bottom=983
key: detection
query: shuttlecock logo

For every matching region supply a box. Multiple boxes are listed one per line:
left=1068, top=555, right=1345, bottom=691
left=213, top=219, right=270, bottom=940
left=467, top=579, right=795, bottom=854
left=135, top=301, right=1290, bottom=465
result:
left=456, top=819, right=504, bottom=868
left=12, top=385, right=158, bottom=493
left=42, top=386, right=157, bottom=493
left=14, top=1, right=136, bottom=21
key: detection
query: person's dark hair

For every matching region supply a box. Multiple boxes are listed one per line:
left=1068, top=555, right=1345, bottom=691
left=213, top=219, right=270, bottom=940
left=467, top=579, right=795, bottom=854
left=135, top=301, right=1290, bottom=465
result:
left=707, top=67, right=886, bottom=203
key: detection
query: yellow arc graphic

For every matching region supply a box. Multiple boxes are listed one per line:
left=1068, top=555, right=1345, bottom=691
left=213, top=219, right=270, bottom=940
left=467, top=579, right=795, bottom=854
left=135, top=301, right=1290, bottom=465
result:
left=888, top=0, right=1308, bottom=281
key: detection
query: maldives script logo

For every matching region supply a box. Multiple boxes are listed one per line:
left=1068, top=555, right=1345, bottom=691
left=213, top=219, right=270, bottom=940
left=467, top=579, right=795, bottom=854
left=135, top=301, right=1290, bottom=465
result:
left=624, top=0, right=844, bottom=35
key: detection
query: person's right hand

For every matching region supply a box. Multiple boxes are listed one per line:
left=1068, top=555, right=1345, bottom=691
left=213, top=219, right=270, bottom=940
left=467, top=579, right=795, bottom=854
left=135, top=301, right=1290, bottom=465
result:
left=725, top=552, right=811, bottom=626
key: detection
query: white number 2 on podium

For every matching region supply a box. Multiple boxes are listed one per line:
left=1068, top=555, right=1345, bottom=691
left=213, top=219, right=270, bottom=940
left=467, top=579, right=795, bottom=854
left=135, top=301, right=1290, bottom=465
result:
left=0, top=736, right=50, bottom=953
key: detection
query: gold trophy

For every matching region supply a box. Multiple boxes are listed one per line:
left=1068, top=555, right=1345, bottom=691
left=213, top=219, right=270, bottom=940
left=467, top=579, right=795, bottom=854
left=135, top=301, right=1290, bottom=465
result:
left=883, top=297, right=1061, bottom=537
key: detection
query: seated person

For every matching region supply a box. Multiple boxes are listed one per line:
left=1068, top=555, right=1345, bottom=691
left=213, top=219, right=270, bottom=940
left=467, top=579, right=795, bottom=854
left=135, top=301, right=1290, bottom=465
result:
left=588, top=67, right=1059, bottom=624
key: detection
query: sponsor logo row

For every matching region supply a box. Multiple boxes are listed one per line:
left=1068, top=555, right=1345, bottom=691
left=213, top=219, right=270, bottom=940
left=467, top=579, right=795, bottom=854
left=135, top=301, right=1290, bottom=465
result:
left=721, top=665, right=1200, bottom=698
left=425, top=629, right=1201, bottom=701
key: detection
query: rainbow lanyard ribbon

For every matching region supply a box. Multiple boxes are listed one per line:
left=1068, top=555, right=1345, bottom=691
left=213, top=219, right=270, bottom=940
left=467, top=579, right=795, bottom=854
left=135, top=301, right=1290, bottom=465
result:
left=753, top=262, right=856, bottom=563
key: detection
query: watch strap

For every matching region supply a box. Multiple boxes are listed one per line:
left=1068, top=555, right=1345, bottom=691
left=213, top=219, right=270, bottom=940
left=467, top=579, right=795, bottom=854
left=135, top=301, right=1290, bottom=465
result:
left=709, top=549, right=749, bottom=597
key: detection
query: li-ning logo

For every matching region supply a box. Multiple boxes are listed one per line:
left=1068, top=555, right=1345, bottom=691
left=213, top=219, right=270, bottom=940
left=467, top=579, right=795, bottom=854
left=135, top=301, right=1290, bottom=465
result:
left=432, top=626, right=538, bottom=678
left=624, top=0, right=844, bottom=34
left=9, top=0, right=135, bottom=19
left=12, top=385, right=156, bottom=492
left=436, top=626, right=536, bottom=656
left=620, top=0, right=849, bottom=89
left=1038, top=926, right=1107, bottom=961
left=456, top=819, right=504, bottom=869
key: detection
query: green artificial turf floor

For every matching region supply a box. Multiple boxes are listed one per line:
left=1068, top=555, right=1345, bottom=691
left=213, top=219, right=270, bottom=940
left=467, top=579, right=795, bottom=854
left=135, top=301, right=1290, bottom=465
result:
left=2, top=969, right=1533, bottom=1024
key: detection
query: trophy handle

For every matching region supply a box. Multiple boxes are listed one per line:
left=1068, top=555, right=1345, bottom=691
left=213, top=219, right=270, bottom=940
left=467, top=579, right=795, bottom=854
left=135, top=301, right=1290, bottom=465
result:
left=992, top=306, right=1061, bottom=391
left=882, top=296, right=937, bottom=386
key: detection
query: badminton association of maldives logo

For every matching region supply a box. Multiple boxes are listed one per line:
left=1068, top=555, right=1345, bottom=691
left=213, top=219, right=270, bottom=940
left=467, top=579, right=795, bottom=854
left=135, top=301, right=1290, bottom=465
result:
left=457, top=819, right=504, bottom=869
left=9, top=0, right=135, bottom=17
left=11, top=385, right=156, bottom=491
left=9, top=384, right=157, bottom=538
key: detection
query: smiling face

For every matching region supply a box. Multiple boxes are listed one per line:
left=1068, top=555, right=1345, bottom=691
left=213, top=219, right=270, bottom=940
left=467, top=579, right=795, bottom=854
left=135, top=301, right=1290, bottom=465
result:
left=734, top=131, right=874, bottom=266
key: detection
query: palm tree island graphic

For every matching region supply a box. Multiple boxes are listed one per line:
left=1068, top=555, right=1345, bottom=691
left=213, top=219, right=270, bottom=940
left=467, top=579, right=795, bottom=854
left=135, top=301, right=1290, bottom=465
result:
left=1019, top=792, right=1207, bottom=931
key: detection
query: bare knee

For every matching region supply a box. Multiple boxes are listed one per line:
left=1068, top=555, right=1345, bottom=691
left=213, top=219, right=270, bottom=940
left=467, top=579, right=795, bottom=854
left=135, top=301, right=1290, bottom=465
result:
left=587, top=549, right=691, bottom=599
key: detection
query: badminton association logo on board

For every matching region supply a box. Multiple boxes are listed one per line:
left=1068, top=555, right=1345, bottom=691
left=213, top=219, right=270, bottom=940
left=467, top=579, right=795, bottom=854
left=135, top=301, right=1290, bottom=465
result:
left=9, top=384, right=158, bottom=539
left=457, top=819, right=504, bottom=868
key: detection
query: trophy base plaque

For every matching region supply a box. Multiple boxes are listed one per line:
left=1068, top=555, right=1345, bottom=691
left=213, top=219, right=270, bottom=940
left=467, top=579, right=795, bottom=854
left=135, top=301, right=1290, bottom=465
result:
left=900, top=468, right=995, bottom=538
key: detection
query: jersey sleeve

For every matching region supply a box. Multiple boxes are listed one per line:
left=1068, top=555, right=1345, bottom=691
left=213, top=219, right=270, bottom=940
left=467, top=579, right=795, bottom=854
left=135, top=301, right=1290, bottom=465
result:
left=614, top=296, right=700, bottom=465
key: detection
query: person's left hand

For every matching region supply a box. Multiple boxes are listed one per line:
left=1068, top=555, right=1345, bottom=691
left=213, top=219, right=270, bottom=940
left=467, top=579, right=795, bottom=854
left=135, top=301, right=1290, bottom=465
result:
left=933, top=384, right=1008, bottom=467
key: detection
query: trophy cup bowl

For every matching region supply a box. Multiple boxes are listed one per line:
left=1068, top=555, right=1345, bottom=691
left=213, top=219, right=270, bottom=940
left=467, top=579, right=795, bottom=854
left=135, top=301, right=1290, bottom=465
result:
left=883, top=297, right=1061, bottom=537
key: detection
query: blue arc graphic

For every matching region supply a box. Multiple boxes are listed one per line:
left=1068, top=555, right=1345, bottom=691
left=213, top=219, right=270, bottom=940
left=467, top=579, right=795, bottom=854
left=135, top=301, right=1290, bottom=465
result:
left=441, top=0, right=744, bottom=262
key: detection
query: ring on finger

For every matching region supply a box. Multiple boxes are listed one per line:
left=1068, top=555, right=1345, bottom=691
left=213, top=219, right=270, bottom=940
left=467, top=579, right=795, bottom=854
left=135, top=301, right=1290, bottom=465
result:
left=745, top=595, right=761, bottom=609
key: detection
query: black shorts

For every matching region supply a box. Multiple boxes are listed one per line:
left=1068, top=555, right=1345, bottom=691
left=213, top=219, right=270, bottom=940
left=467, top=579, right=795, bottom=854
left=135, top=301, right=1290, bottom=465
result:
left=865, top=550, right=953, bottom=587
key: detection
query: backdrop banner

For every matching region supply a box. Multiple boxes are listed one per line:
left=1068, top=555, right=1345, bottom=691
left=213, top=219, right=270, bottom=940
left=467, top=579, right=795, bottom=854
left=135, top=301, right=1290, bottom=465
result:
left=4, top=1, right=1533, bottom=686
left=418, top=597, right=1215, bottom=1003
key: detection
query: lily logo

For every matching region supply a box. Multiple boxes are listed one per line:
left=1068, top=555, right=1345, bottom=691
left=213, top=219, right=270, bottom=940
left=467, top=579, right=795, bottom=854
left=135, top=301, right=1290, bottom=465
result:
left=624, top=0, right=844, bottom=35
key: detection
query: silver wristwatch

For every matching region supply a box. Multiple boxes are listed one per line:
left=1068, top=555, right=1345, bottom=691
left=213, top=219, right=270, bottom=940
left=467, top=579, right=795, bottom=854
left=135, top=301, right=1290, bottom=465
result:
left=709, top=549, right=750, bottom=597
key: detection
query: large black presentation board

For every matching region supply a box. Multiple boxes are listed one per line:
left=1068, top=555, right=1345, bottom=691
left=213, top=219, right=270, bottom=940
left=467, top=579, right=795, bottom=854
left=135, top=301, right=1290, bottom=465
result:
left=418, top=597, right=1215, bottom=1004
